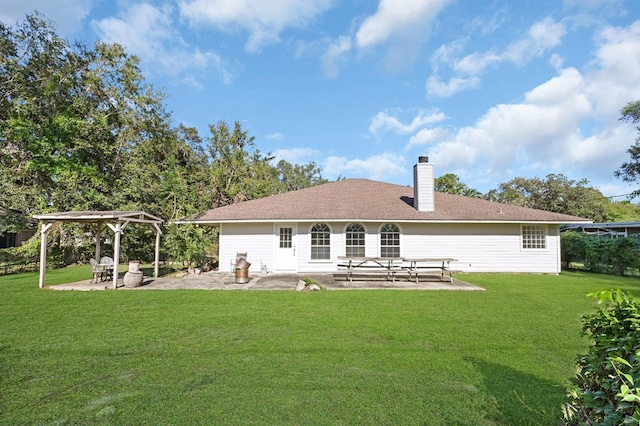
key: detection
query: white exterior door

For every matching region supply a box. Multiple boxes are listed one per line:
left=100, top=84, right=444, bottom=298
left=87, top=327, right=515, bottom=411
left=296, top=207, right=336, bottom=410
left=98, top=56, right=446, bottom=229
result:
left=275, top=224, right=297, bottom=271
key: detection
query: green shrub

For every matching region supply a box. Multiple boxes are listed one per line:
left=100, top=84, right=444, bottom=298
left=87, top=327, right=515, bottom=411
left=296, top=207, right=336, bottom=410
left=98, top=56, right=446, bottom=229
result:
left=561, top=232, right=640, bottom=275
left=562, top=289, right=640, bottom=424
left=561, top=232, right=589, bottom=269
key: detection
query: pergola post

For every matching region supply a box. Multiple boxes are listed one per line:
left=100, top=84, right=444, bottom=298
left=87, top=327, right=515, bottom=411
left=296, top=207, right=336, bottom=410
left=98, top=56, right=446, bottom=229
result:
left=111, top=221, right=122, bottom=290
left=38, top=223, right=53, bottom=288
left=153, top=223, right=162, bottom=278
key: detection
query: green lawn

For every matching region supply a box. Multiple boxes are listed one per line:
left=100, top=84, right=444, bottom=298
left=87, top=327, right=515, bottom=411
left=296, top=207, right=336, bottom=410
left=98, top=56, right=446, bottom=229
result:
left=1, top=268, right=639, bottom=425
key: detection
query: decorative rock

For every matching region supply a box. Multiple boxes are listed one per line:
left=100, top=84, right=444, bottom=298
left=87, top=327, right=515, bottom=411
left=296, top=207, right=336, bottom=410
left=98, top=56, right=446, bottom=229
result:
left=295, top=281, right=321, bottom=291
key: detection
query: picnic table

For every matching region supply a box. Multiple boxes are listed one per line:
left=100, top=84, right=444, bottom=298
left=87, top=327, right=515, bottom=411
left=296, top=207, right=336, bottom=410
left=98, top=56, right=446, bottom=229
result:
left=337, top=256, right=458, bottom=283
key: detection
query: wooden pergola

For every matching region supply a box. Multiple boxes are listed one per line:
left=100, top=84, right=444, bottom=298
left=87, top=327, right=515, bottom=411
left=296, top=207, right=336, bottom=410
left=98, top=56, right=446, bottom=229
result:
left=32, top=211, right=164, bottom=289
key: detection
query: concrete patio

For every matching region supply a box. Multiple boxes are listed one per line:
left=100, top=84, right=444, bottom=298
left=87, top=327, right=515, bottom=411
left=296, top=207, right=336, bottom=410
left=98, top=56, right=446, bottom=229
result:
left=46, top=271, right=484, bottom=291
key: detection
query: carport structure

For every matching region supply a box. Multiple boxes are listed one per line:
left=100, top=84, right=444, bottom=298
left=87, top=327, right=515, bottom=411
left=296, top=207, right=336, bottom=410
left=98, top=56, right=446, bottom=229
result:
left=33, top=211, right=163, bottom=289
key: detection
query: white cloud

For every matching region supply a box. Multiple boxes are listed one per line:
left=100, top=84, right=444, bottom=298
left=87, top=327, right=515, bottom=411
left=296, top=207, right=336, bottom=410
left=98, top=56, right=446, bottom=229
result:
left=266, top=132, right=285, bottom=141
left=315, top=0, right=452, bottom=78
left=429, top=17, right=566, bottom=98
left=355, top=0, right=450, bottom=48
left=570, top=125, right=635, bottom=175
left=407, top=127, right=449, bottom=150
left=562, top=0, right=626, bottom=14
left=179, top=0, right=334, bottom=52
left=320, top=36, right=352, bottom=78
left=453, top=51, right=502, bottom=76
left=425, top=75, right=480, bottom=98
left=369, top=109, right=447, bottom=136
left=425, top=17, right=640, bottom=192
left=323, top=153, right=407, bottom=181
left=586, top=20, right=640, bottom=120
left=272, top=148, right=318, bottom=164
left=93, top=3, right=232, bottom=85
left=0, top=0, right=93, bottom=35
left=504, top=17, right=566, bottom=65
left=549, top=53, right=565, bottom=69
left=425, top=68, right=590, bottom=181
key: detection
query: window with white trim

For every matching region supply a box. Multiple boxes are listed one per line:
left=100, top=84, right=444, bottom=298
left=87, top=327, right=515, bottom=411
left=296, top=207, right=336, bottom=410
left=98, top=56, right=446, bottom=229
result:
left=279, top=227, right=292, bottom=248
left=521, top=225, right=547, bottom=249
left=311, top=223, right=331, bottom=260
left=345, top=224, right=365, bottom=257
left=380, top=223, right=400, bottom=258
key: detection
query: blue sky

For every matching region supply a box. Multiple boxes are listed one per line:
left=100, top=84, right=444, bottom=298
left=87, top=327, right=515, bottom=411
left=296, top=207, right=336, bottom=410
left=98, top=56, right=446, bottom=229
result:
left=2, top=0, right=640, bottom=198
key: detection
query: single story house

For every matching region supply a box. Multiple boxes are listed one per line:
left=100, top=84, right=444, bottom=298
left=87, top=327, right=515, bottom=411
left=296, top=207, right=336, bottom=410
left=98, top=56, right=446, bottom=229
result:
left=182, top=157, right=591, bottom=274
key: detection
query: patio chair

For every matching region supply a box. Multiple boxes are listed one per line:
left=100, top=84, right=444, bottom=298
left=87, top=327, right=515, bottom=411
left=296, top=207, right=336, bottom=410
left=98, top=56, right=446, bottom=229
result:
left=99, top=256, right=114, bottom=281
left=90, top=258, right=103, bottom=283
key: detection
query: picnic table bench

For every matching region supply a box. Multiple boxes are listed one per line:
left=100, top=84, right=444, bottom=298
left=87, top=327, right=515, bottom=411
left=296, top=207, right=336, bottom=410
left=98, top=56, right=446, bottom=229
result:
left=401, top=258, right=458, bottom=283
left=337, top=256, right=459, bottom=283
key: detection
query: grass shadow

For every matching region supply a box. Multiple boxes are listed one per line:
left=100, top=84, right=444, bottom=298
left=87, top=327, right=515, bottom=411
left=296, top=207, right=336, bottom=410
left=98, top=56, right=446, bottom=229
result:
left=466, top=357, right=565, bottom=425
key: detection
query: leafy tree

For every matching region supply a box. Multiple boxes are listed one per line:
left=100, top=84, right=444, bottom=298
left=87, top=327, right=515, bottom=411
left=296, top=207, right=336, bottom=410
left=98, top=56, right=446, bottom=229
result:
left=275, top=159, right=329, bottom=193
left=207, top=120, right=270, bottom=206
left=0, top=13, right=209, bottom=262
left=206, top=120, right=330, bottom=207
left=0, top=13, right=332, bottom=266
left=615, top=100, right=640, bottom=197
left=604, top=200, right=640, bottom=222
left=0, top=13, right=179, bottom=215
left=163, top=223, right=216, bottom=269
left=434, top=173, right=482, bottom=197
left=486, top=174, right=610, bottom=221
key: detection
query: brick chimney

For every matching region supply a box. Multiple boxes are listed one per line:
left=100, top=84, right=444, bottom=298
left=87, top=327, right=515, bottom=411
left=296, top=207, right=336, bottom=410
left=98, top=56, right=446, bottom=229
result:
left=413, top=156, right=435, bottom=211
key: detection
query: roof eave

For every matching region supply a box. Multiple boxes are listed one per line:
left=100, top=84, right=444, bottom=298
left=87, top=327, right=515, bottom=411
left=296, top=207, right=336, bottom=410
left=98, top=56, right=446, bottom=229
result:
left=177, top=218, right=593, bottom=225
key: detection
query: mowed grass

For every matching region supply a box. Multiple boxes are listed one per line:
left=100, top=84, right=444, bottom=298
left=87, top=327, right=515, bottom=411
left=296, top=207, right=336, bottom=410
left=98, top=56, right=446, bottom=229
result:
left=2, top=269, right=640, bottom=425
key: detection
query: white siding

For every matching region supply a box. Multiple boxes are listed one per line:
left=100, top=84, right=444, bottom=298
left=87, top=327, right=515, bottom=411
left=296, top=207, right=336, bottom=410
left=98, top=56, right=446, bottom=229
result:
left=219, top=223, right=274, bottom=272
left=400, top=223, right=561, bottom=273
left=219, top=221, right=562, bottom=274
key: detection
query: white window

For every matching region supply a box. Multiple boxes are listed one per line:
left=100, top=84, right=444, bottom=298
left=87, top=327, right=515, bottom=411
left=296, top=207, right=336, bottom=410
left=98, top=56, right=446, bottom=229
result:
left=380, top=223, right=400, bottom=258
left=311, top=223, right=331, bottom=260
left=345, top=224, right=365, bottom=257
left=522, top=225, right=547, bottom=249
left=279, top=227, right=292, bottom=248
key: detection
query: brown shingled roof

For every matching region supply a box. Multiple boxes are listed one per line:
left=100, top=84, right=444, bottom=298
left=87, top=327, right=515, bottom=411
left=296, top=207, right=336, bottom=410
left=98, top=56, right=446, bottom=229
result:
left=187, top=178, right=592, bottom=224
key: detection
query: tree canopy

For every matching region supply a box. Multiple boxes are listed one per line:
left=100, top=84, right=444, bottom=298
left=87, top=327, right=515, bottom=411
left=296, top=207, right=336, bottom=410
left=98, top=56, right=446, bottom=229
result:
left=434, top=173, right=481, bottom=197
left=615, top=100, right=640, bottom=197
left=0, top=13, right=330, bottom=263
left=484, top=174, right=610, bottom=222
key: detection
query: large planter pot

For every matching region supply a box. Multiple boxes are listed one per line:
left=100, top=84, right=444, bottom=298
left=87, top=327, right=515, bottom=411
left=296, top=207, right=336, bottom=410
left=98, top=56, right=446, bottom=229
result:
left=124, top=261, right=143, bottom=288
left=128, top=260, right=141, bottom=273
left=124, top=271, right=143, bottom=288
